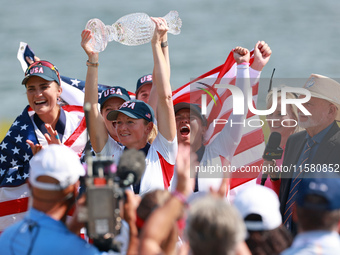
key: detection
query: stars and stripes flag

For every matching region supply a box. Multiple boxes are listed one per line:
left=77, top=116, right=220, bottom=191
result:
left=0, top=105, right=87, bottom=232
left=0, top=43, right=88, bottom=233
left=172, top=50, right=265, bottom=189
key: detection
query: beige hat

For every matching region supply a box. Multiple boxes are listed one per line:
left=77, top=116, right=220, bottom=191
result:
left=303, top=74, right=340, bottom=121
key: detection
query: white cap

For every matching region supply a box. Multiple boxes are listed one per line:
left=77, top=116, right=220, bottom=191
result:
left=232, top=185, right=282, bottom=231
left=29, top=144, right=85, bottom=191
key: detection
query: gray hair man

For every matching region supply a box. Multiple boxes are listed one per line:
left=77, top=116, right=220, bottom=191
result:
left=275, top=74, right=340, bottom=235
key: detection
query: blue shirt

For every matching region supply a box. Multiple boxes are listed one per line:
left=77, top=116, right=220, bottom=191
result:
left=0, top=208, right=105, bottom=255
left=305, top=122, right=333, bottom=165
left=295, top=123, right=333, bottom=172
left=285, top=123, right=334, bottom=232
left=281, top=231, right=340, bottom=255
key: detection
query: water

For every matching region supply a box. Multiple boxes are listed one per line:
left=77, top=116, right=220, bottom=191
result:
left=1, top=0, right=340, bottom=124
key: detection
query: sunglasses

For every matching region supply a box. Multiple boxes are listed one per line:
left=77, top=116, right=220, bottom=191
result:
left=25, top=60, right=60, bottom=80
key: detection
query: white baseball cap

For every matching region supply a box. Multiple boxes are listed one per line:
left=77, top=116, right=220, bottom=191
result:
left=232, top=185, right=282, bottom=231
left=29, top=144, right=85, bottom=191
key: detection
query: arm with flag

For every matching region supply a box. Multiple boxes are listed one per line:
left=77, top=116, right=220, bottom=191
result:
left=172, top=41, right=271, bottom=194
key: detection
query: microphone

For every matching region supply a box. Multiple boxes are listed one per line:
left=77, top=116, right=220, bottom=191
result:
left=117, top=148, right=146, bottom=187
left=261, top=132, right=283, bottom=185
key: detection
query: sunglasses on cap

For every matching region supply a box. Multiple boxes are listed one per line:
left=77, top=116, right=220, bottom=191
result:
left=25, top=60, right=61, bottom=81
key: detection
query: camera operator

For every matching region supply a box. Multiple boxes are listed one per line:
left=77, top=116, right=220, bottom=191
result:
left=0, top=145, right=106, bottom=255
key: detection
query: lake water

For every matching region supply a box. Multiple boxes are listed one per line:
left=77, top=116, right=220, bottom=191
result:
left=1, top=0, right=340, bottom=124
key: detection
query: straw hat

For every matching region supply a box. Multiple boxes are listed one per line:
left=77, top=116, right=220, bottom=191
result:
left=303, top=74, right=340, bottom=121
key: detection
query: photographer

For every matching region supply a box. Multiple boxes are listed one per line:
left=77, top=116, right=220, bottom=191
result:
left=0, top=145, right=105, bottom=255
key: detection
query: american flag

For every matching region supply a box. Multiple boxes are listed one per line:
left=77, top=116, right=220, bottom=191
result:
left=0, top=43, right=89, bottom=233
left=172, top=50, right=265, bottom=189
left=0, top=105, right=87, bottom=232
left=0, top=106, right=36, bottom=232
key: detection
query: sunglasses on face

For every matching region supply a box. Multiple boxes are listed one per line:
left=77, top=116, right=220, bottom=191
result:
left=25, top=60, right=60, bottom=80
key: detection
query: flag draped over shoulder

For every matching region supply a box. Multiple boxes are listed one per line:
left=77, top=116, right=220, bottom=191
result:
left=0, top=105, right=87, bottom=232
left=172, top=50, right=265, bottom=189
left=0, top=43, right=88, bottom=233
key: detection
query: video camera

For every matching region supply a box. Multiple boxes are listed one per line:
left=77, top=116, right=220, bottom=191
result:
left=79, top=103, right=146, bottom=251
left=78, top=148, right=145, bottom=252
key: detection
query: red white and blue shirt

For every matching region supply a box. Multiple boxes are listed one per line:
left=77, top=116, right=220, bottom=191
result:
left=98, top=133, right=177, bottom=196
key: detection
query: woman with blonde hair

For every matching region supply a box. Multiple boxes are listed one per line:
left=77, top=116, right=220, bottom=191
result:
left=257, top=88, right=303, bottom=195
left=81, top=17, right=177, bottom=196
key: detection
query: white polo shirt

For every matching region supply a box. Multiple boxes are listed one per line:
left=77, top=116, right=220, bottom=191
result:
left=98, top=133, right=177, bottom=196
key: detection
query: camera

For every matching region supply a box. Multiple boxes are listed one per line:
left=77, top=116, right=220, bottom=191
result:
left=78, top=149, right=145, bottom=252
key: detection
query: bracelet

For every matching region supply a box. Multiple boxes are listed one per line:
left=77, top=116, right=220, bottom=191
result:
left=237, top=62, right=250, bottom=66
left=86, top=60, right=99, bottom=67
left=161, top=41, right=168, bottom=48
left=172, top=191, right=187, bottom=205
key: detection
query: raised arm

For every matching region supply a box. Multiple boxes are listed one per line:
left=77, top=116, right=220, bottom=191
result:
left=227, top=47, right=251, bottom=143
left=147, top=18, right=171, bottom=115
left=249, top=41, right=272, bottom=107
left=81, top=30, right=108, bottom=152
left=150, top=18, right=176, bottom=141
left=250, top=41, right=272, bottom=72
left=139, top=144, right=193, bottom=254
left=209, top=47, right=251, bottom=160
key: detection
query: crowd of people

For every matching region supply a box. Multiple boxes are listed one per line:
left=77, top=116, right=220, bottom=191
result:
left=1, top=16, right=340, bottom=255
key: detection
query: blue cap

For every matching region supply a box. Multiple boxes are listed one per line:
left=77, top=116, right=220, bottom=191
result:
left=106, top=99, right=154, bottom=123
left=22, top=60, right=60, bottom=85
left=99, top=86, right=131, bottom=109
left=135, top=74, right=152, bottom=94
left=297, top=175, right=340, bottom=211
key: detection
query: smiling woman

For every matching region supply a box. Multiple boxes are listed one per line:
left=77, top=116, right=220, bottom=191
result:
left=0, top=60, right=88, bottom=232
left=81, top=17, right=177, bottom=196
left=25, top=77, right=61, bottom=123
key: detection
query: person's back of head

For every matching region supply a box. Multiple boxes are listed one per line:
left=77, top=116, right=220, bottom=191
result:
left=185, top=195, right=246, bottom=255
left=296, top=175, right=340, bottom=232
left=136, top=189, right=171, bottom=232
left=29, top=144, right=85, bottom=217
left=233, top=185, right=292, bottom=255
left=0, top=145, right=93, bottom=255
